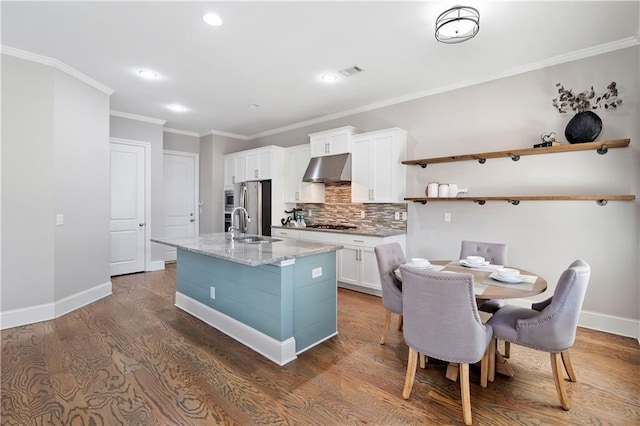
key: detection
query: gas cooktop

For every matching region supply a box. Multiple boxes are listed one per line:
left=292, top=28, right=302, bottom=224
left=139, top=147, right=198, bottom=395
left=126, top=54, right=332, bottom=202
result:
left=306, top=224, right=357, bottom=230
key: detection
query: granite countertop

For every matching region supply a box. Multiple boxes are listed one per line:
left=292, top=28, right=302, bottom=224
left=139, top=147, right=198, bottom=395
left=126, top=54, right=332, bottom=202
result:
left=271, top=225, right=406, bottom=238
left=151, top=233, right=343, bottom=267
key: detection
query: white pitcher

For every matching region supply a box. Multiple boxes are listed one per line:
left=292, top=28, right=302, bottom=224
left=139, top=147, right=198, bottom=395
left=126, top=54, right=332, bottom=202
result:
left=448, top=184, right=468, bottom=197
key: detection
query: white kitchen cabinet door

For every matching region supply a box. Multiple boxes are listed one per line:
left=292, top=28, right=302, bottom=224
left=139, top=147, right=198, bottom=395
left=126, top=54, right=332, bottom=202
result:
left=309, top=126, right=361, bottom=157
left=224, top=153, right=245, bottom=188
left=285, top=145, right=324, bottom=203
left=359, top=247, right=381, bottom=289
left=338, top=246, right=360, bottom=286
left=245, top=147, right=271, bottom=181
left=351, top=128, right=407, bottom=203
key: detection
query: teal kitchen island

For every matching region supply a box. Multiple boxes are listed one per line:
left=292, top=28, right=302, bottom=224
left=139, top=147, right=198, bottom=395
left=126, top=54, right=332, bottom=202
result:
left=152, top=233, right=342, bottom=366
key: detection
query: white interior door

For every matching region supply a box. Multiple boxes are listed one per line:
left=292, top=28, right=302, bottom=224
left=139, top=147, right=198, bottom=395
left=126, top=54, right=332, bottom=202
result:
left=164, top=151, right=198, bottom=261
left=110, top=142, right=146, bottom=276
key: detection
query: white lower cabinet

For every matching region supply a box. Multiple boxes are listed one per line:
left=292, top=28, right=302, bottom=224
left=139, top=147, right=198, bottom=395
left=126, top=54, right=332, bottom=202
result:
left=282, top=229, right=406, bottom=296
left=271, top=228, right=300, bottom=240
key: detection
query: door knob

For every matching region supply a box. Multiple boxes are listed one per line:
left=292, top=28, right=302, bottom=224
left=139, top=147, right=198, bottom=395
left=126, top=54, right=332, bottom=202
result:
left=190, top=218, right=195, bottom=222
left=139, top=223, right=145, bottom=227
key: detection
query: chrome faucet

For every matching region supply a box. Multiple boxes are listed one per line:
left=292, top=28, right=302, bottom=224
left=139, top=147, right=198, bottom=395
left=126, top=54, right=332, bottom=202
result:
left=228, top=206, right=250, bottom=239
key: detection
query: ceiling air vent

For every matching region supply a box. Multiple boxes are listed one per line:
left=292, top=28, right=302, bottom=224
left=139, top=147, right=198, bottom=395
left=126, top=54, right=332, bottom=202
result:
left=338, top=65, right=364, bottom=77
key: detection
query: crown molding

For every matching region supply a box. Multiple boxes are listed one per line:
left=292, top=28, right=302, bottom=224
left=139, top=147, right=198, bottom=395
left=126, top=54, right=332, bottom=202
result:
left=203, top=129, right=250, bottom=141
left=246, top=36, right=640, bottom=141
left=163, top=127, right=200, bottom=138
left=1, top=45, right=114, bottom=95
left=110, top=110, right=167, bottom=125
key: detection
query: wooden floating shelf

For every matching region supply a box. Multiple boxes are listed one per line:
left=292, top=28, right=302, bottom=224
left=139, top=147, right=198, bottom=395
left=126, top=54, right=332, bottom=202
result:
left=402, top=139, right=630, bottom=167
left=405, top=195, right=636, bottom=206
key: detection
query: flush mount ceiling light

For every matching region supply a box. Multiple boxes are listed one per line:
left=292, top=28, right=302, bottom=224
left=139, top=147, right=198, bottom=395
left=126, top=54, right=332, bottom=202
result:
left=167, top=104, right=187, bottom=112
left=435, top=5, right=480, bottom=44
left=202, top=13, right=223, bottom=27
left=137, top=69, right=158, bottom=79
left=320, top=73, right=339, bottom=83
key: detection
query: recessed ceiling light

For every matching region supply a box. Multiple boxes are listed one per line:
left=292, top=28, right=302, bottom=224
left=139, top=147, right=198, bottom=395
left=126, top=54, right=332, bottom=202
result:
left=320, top=73, right=339, bottom=83
left=248, top=104, right=260, bottom=109
left=167, top=104, right=187, bottom=112
left=202, top=13, right=223, bottom=27
left=137, top=69, right=159, bottom=79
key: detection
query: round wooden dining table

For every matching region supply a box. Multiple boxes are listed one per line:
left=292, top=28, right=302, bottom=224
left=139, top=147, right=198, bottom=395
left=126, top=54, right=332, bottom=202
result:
left=427, top=260, right=547, bottom=300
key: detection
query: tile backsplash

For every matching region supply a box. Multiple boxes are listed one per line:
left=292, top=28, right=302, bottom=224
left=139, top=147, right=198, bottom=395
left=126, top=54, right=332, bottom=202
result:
left=296, top=182, right=407, bottom=232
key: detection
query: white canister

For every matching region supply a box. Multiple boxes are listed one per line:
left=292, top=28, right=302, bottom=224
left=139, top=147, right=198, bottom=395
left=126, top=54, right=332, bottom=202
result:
left=427, top=182, right=439, bottom=198
left=438, top=184, right=450, bottom=198
left=448, top=184, right=459, bottom=197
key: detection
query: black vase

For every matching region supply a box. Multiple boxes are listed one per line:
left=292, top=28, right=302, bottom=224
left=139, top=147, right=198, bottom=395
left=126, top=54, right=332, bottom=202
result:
left=564, top=111, right=602, bottom=144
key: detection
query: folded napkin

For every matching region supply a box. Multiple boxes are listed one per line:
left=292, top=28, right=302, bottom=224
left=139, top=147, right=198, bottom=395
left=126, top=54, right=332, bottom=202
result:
left=446, top=260, right=503, bottom=272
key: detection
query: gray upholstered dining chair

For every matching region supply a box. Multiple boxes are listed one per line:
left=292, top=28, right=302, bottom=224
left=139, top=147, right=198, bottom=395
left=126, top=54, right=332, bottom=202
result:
left=459, top=240, right=508, bottom=313
left=487, top=260, right=591, bottom=410
left=460, top=240, right=510, bottom=356
left=374, top=243, right=406, bottom=344
left=400, top=265, right=493, bottom=426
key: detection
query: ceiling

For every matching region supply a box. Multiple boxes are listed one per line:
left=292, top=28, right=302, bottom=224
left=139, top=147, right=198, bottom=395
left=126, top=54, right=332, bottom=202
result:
left=2, top=1, right=639, bottom=139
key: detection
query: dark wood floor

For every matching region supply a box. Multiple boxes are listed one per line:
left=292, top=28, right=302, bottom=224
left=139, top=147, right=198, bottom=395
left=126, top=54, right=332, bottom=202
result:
left=2, top=264, right=639, bottom=425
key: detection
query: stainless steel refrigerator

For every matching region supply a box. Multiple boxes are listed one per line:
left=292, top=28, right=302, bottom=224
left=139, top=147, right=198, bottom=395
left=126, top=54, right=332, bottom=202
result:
left=238, top=180, right=272, bottom=236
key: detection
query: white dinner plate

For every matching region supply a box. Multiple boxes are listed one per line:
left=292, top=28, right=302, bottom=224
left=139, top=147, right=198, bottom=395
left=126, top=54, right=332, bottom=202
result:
left=409, top=263, right=433, bottom=269
left=490, top=272, right=524, bottom=284
left=459, top=260, right=490, bottom=268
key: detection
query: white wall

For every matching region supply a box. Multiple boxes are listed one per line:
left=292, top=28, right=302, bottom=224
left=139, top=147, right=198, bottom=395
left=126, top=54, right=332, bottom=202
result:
left=1, top=56, right=56, bottom=311
left=251, top=46, right=640, bottom=336
left=198, top=134, right=255, bottom=233
left=164, top=131, right=199, bottom=153
left=1, top=54, right=111, bottom=327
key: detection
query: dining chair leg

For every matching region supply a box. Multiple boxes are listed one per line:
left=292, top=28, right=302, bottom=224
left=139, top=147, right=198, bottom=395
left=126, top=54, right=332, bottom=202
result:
left=561, top=350, right=577, bottom=382
left=402, top=347, right=418, bottom=399
left=480, top=346, right=489, bottom=388
left=488, top=338, right=496, bottom=383
left=460, top=363, right=473, bottom=425
left=503, top=341, right=511, bottom=358
left=419, top=352, right=428, bottom=369
left=550, top=352, right=571, bottom=410
left=398, top=314, right=404, bottom=331
left=380, top=310, right=392, bottom=344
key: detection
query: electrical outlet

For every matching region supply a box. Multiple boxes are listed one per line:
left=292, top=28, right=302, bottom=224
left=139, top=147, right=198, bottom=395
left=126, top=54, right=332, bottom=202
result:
left=56, top=214, right=64, bottom=226
left=401, top=212, right=407, bottom=221
left=308, top=209, right=313, bottom=217
left=360, top=210, right=366, bottom=219
left=444, top=212, right=451, bottom=222
left=312, top=267, right=322, bottom=278
left=210, top=286, right=216, bottom=299
left=394, top=212, right=400, bottom=220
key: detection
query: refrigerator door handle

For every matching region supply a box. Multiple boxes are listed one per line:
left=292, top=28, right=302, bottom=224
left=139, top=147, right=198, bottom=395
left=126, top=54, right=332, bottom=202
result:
left=240, top=184, right=248, bottom=232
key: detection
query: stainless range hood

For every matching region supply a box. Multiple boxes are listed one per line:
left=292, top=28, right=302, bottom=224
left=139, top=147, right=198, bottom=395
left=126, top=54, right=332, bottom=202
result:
left=302, top=153, right=351, bottom=182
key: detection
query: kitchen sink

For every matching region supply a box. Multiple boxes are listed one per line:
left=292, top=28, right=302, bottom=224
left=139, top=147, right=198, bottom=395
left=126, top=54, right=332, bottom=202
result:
left=233, top=236, right=282, bottom=244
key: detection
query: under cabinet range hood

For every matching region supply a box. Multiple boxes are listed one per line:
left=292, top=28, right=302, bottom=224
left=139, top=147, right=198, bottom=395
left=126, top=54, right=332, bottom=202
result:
left=302, top=153, right=352, bottom=182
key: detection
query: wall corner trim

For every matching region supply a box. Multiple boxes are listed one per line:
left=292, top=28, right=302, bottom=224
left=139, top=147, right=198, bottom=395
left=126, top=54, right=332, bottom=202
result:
left=110, top=110, right=167, bottom=125
left=1, top=45, right=114, bottom=95
left=0, top=281, right=112, bottom=330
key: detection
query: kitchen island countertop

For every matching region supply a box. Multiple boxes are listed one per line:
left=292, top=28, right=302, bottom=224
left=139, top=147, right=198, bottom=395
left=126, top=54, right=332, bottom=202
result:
left=151, top=233, right=342, bottom=267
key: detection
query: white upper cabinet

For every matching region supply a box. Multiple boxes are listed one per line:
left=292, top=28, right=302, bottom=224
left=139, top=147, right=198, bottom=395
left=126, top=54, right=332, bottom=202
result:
left=223, top=152, right=246, bottom=189
left=244, top=147, right=273, bottom=181
left=351, top=127, right=407, bottom=203
left=285, top=144, right=325, bottom=203
left=309, top=126, right=361, bottom=157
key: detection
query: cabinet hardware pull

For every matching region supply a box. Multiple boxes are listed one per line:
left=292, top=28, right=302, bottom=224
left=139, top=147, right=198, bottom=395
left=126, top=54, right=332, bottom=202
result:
left=353, top=239, right=364, bottom=243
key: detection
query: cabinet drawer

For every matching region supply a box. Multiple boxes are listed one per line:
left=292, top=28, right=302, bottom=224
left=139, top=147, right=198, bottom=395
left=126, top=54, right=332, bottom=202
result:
left=298, top=230, right=340, bottom=243
left=272, top=228, right=300, bottom=239
left=338, top=234, right=382, bottom=247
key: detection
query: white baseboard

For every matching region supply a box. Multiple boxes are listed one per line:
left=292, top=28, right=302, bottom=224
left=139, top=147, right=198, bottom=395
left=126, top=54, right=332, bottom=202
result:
left=1, top=281, right=112, bottom=330
left=149, top=260, right=165, bottom=271
left=496, top=299, right=639, bottom=340
left=175, top=292, right=297, bottom=366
